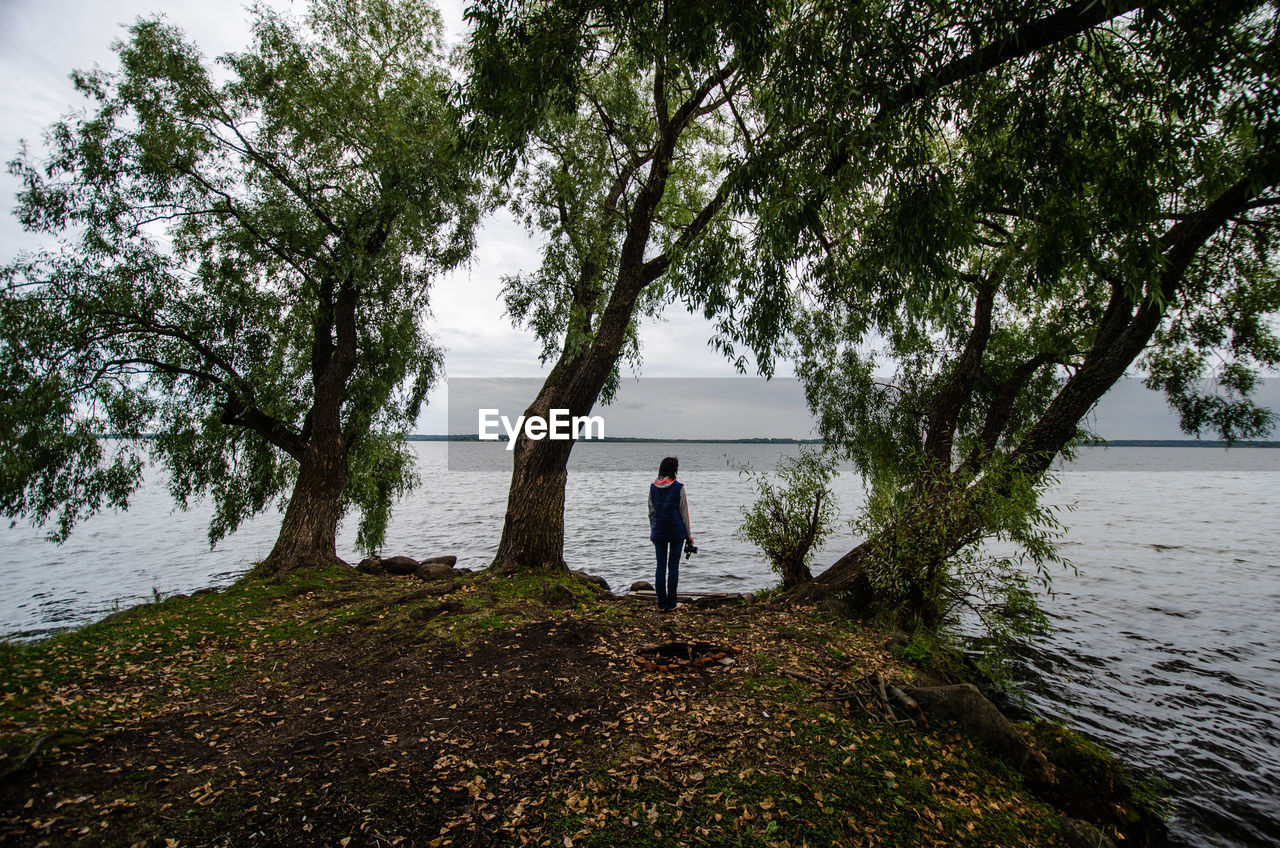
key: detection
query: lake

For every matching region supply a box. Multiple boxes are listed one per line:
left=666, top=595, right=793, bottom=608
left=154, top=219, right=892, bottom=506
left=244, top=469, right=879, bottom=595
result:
left=1, top=443, right=1277, bottom=847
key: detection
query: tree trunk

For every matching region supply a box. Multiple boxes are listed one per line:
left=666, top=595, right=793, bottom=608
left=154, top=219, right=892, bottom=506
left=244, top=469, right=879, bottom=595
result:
left=489, top=147, right=673, bottom=575
left=779, top=557, right=814, bottom=589
left=792, top=542, right=874, bottom=604
left=490, top=415, right=573, bottom=575
left=259, top=438, right=350, bottom=574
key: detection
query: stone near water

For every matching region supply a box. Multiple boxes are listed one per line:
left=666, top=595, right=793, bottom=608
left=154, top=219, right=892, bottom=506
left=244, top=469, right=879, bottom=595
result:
left=572, top=570, right=610, bottom=593
left=380, top=555, right=419, bottom=575
left=415, top=561, right=456, bottom=582
left=630, top=580, right=654, bottom=592
left=418, top=555, right=457, bottom=568
left=357, top=557, right=386, bottom=575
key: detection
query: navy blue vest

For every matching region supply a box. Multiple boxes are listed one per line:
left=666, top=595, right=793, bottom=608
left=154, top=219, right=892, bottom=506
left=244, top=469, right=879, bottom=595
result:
left=650, top=480, right=686, bottom=541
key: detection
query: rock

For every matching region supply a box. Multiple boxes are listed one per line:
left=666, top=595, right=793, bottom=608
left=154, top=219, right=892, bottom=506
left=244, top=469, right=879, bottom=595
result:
left=630, top=580, right=655, bottom=592
left=692, top=593, right=745, bottom=608
left=1060, top=818, right=1118, bottom=848
left=357, top=557, right=386, bottom=575
left=415, top=561, right=457, bottom=582
left=380, top=555, right=419, bottom=576
left=540, top=581, right=576, bottom=608
left=902, top=683, right=1034, bottom=770
left=572, top=570, right=610, bottom=593
left=418, top=555, right=458, bottom=568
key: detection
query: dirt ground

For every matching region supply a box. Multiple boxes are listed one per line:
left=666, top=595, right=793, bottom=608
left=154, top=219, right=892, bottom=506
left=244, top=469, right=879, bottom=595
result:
left=2, top=594, right=811, bottom=845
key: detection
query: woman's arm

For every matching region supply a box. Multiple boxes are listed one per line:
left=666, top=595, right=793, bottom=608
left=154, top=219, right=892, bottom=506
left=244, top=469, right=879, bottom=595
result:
left=679, top=487, right=692, bottom=541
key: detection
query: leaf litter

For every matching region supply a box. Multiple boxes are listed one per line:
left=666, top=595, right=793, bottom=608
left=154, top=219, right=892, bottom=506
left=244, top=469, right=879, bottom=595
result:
left=0, top=570, right=1062, bottom=846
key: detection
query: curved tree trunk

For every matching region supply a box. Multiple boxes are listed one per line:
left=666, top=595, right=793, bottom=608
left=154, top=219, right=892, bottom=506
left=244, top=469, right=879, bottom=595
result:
left=490, top=416, right=573, bottom=575
left=791, top=166, right=1273, bottom=616
left=488, top=345, right=625, bottom=575
left=260, top=437, right=349, bottom=574
left=489, top=159, right=675, bottom=575
left=258, top=278, right=358, bottom=576
left=791, top=543, right=873, bottom=604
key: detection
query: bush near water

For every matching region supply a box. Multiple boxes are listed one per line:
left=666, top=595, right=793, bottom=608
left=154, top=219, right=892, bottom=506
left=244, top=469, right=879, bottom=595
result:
left=0, top=565, right=1161, bottom=847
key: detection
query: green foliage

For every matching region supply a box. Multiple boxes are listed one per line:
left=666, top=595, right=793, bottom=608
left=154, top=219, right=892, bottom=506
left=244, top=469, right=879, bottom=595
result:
left=751, top=1, right=1280, bottom=645
left=465, top=0, right=778, bottom=389
left=1, top=0, right=480, bottom=553
left=850, top=453, right=1068, bottom=676
left=736, top=448, right=839, bottom=586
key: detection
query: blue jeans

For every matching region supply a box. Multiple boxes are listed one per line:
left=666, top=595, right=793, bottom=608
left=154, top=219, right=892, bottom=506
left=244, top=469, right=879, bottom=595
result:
left=654, top=539, right=683, bottom=609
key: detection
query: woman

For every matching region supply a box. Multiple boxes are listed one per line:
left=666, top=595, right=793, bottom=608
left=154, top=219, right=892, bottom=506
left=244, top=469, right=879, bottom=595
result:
left=648, top=456, right=693, bottom=612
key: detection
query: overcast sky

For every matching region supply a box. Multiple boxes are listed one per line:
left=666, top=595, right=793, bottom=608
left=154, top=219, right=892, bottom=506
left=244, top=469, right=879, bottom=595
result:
left=2, top=0, right=1274, bottom=439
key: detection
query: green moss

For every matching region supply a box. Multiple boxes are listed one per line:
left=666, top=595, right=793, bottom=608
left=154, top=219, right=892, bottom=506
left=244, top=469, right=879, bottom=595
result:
left=1023, top=719, right=1169, bottom=845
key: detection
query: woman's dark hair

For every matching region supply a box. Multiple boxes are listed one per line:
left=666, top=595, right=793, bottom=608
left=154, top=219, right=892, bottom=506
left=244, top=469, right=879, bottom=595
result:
left=658, top=456, right=679, bottom=479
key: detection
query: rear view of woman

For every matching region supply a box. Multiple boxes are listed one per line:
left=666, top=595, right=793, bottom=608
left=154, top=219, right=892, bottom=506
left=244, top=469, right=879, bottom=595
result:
left=648, top=456, right=693, bottom=612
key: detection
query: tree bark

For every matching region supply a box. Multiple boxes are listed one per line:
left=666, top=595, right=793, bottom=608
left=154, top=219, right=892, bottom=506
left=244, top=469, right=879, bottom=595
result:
left=258, top=277, right=359, bottom=575
left=489, top=387, right=575, bottom=574
left=488, top=66, right=687, bottom=575
left=792, top=542, right=874, bottom=605
left=791, top=485, right=983, bottom=618
left=779, top=556, right=814, bottom=588
left=260, top=438, right=350, bottom=574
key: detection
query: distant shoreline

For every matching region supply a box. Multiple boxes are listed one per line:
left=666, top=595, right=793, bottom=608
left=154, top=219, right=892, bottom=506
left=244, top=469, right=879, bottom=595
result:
left=1090, top=439, right=1280, bottom=447
left=100, top=434, right=1279, bottom=446
left=408, top=435, right=824, bottom=444
left=409, top=435, right=1280, bottom=447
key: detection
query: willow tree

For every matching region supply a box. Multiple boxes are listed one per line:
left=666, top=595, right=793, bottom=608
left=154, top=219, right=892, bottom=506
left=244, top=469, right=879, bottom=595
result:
left=0, top=0, right=480, bottom=573
left=463, top=0, right=785, bottom=574
left=464, top=0, right=1143, bottom=576
left=775, top=0, right=1280, bottom=624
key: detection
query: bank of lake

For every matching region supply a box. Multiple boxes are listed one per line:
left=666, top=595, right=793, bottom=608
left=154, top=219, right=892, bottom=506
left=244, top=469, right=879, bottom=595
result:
left=0, top=564, right=1161, bottom=847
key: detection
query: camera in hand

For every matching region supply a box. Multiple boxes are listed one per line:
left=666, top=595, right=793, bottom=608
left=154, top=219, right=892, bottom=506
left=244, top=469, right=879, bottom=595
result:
left=684, top=543, right=698, bottom=559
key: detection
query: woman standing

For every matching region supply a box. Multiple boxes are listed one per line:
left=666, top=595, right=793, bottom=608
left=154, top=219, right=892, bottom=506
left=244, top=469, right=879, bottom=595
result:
left=648, top=456, right=694, bottom=612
